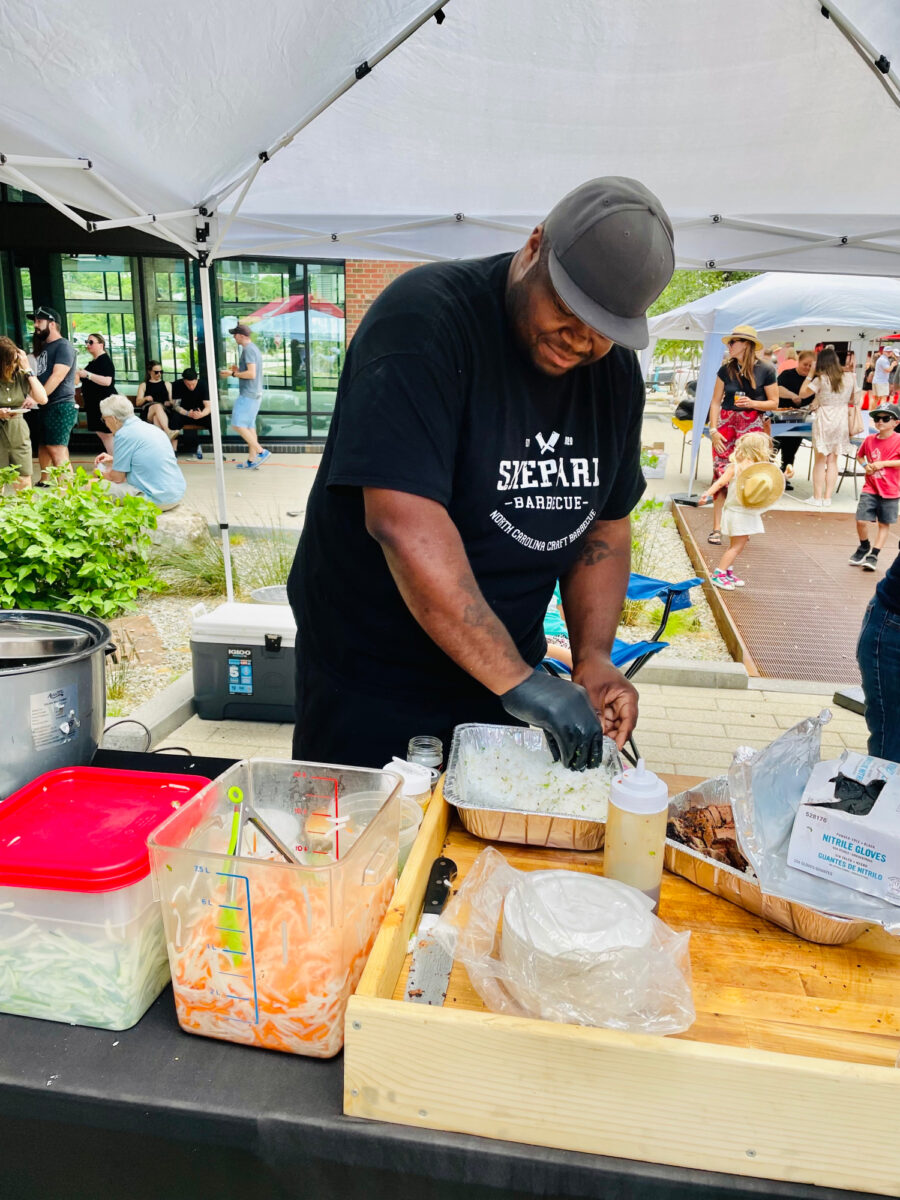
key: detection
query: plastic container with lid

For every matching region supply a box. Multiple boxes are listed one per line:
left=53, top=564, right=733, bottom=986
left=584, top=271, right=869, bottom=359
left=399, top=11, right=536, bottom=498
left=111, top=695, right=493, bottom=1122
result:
left=603, top=759, right=669, bottom=912
left=148, top=757, right=402, bottom=1057
left=0, top=766, right=210, bottom=1030
left=382, top=757, right=433, bottom=809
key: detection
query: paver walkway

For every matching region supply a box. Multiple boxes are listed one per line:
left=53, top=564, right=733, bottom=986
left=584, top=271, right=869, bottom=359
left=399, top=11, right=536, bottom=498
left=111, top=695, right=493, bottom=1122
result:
left=678, top=505, right=885, bottom=685
left=158, top=681, right=868, bottom=784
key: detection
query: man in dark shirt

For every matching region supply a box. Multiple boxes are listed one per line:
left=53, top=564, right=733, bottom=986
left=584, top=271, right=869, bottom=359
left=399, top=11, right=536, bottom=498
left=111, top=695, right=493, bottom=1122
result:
left=31, top=305, right=78, bottom=479
left=169, top=368, right=211, bottom=459
left=773, top=349, right=815, bottom=488
left=287, top=177, right=675, bottom=770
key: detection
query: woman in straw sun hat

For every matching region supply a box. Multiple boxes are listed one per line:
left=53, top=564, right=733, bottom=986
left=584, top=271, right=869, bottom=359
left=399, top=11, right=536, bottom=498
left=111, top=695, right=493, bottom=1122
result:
left=706, top=324, right=779, bottom=545
left=699, top=431, right=784, bottom=590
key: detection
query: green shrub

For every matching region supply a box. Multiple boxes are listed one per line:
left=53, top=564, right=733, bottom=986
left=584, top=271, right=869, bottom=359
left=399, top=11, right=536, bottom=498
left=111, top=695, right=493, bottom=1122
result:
left=0, top=466, right=160, bottom=617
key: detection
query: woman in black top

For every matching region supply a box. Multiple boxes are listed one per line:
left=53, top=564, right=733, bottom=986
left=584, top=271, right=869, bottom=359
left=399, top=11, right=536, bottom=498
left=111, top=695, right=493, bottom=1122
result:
left=706, top=324, right=778, bottom=544
left=135, top=360, right=174, bottom=442
left=76, top=332, right=116, bottom=453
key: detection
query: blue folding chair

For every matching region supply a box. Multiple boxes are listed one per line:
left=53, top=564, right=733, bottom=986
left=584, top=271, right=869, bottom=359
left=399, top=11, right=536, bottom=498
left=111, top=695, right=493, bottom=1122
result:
left=543, top=571, right=702, bottom=764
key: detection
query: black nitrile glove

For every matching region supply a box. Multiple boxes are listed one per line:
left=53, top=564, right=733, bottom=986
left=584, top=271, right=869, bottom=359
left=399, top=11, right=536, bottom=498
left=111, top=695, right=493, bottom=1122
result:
left=500, top=668, right=605, bottom=771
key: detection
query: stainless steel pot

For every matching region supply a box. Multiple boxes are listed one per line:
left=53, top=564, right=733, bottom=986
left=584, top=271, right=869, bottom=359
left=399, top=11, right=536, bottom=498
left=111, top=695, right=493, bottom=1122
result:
left=0, top=610, right=114, bottom=800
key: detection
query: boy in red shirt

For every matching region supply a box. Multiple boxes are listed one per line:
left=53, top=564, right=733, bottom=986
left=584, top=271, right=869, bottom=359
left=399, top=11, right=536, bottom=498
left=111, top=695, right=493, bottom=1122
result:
left=849, top=404, right=900, bottom=571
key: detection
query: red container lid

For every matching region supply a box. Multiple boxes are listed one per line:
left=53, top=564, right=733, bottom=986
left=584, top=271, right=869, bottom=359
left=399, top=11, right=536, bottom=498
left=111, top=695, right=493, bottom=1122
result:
left=0, top=767, right=211, bottom=893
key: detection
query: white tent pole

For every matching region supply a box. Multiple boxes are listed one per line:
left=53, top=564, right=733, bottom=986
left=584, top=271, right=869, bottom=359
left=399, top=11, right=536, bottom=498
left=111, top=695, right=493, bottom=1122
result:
left=208, top=160, right=263, bottom=260
left=90, top=208, right=200, bottom=231
left=220, top=234, right=447, bottom=261
left=639, top=338, right=656, bottom=378
left=820, top=2, right=900, bottom=107
left=686, top=331, right=721, bottom=496
left=198, top=263, right=235, bottom=603
left=0, top=154, right=89, bottom=169
left=0, top=165, right=90, bottom=229
left=201, top=0, right=451, bottom=216
left=87, top=169, right=199, bottom=257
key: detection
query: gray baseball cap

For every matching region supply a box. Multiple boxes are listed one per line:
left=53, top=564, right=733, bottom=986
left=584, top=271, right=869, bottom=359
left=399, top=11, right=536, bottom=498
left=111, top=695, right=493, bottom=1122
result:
left=543, top=177, right=675, bottom=350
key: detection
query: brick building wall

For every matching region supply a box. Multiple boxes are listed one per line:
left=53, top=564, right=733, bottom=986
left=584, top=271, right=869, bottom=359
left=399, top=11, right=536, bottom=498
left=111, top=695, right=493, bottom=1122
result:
left=344, top=259, right=424, bottom=343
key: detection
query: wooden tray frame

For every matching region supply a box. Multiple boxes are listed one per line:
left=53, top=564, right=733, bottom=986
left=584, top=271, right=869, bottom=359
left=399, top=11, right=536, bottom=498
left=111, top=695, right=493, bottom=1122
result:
left=344, top=779, right=900, bottom=1196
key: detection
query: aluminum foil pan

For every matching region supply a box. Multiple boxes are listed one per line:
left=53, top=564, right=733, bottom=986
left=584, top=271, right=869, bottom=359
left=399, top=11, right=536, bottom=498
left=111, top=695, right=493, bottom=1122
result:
left=666, top=778, right=868, bottom=946
left=444, top=723, right=621, bottom=851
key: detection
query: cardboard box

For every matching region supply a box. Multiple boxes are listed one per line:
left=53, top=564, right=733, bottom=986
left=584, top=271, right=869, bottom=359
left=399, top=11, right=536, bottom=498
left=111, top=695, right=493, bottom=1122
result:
left=787, top=756, right=900, bottom=906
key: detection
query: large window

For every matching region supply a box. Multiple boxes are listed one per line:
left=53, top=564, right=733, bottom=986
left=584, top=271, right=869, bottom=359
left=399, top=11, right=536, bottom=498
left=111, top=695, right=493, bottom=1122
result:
left=216, top=257, right=345, bottom=439
left=143, top=256, right=197, bottom=378
left=61, top=253, right=141, bottom=386
left=0, top=245, right=342, bottom=440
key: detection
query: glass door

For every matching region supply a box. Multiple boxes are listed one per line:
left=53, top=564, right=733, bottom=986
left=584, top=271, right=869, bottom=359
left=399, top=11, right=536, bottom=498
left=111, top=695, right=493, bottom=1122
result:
left=61, top=253, right=140, bottom=388
left=143, top=256, right=197, bottom=381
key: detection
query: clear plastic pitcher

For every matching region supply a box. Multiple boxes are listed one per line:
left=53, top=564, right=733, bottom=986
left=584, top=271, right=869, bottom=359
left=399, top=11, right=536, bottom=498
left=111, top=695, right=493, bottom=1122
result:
left=148, top=758, right=400, bottom=1057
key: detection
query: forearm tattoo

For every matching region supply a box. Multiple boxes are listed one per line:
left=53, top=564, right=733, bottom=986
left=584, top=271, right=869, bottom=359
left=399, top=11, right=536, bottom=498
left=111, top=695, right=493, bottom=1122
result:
left=577, top=532, right=629, bottom=566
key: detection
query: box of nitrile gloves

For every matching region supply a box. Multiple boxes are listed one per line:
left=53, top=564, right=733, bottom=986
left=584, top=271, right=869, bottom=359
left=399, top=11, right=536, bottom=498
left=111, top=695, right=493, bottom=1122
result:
left=787, top=752, right=900, bottom=905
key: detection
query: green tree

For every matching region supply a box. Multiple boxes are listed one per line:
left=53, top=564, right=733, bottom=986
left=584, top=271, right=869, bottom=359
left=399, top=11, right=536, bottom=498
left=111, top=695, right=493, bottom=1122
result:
left=649, top=269, right=757, bottom=368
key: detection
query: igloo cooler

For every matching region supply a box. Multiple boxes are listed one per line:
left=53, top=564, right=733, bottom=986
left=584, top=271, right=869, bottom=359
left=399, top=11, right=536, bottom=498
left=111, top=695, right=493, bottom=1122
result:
left=190, top=602, right=295, bottom=721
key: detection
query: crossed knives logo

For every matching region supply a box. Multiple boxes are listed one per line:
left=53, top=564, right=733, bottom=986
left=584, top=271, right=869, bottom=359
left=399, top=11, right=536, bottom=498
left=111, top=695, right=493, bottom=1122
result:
left=534, top=430, right=559, bottom=455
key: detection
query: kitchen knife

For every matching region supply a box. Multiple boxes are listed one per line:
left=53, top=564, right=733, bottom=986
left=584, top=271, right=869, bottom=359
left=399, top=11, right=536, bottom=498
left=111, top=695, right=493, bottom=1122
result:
left=405, top=856, right=458, bottom=1005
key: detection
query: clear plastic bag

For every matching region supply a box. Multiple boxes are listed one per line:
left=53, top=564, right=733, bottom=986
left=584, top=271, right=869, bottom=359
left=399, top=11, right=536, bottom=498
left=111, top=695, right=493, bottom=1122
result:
left=729, top=710, right=900, bottom=932
left=432, top=847, right=694, bottom=1035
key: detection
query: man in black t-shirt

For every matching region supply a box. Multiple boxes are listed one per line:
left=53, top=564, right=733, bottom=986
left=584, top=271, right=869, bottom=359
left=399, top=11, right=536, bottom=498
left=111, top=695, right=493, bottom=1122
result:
left=169, top=368, right=211, bottom=458
left=772, top=350, right=815, bottom=486
left=288, top=177, right=675, bottom=770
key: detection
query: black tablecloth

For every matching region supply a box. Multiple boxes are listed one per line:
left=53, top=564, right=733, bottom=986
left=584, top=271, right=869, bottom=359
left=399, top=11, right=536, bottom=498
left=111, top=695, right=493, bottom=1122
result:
left=0, top=752, right=881, bottom=1200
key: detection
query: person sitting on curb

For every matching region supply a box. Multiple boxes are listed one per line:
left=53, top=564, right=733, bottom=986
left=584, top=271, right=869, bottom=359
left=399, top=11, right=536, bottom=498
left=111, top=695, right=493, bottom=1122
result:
left=848, top=404, right=900, bottom=572
left=94, top=395, right=186, bottom=510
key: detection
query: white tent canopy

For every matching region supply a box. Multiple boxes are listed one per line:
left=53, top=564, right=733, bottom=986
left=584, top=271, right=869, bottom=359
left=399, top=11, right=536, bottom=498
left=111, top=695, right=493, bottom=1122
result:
left=2, top=0, right=900, bottom=268
left=3, top=0, right=900, bottom=594
left=647, top=271, right=900, bottom=487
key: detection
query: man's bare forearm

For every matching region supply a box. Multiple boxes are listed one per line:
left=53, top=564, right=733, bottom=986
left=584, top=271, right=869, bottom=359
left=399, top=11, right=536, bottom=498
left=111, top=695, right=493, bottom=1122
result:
left=560, top=516, right=632, bottom=664
left=365, top=488, right=531, bottom=694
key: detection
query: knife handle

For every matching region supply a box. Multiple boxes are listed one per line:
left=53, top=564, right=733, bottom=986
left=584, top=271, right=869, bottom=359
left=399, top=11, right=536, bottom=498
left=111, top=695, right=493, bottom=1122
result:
left=422, top=857, right=458, bottom=914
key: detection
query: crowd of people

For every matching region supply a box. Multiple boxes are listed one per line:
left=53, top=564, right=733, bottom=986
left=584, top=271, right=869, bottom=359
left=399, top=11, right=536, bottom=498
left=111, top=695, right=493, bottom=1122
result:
left=0, top=311, right=271, bottom=507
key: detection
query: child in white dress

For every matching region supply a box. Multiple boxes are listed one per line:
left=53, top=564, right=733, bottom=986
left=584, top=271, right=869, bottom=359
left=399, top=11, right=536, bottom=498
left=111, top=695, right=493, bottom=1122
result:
left=699, top=432, right=784, bottom=591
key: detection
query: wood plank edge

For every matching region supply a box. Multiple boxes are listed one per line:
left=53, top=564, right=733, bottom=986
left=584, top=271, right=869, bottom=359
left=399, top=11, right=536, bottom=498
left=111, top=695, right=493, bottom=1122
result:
left=355, top=786, right=452, bottom=999
left=672, top=502, right=760, bottom=676
left=344, top=996, right=900, bottom=1195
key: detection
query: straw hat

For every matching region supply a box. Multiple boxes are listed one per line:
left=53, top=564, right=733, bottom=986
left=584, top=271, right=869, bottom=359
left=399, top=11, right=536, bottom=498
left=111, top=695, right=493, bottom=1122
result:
left=734, top=462, right=785, bottom=510
left=722, top=324, right=763, bottom=353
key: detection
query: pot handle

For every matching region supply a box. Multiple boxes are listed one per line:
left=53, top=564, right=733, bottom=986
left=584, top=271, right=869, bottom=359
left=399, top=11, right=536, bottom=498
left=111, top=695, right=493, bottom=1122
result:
left=106, top=642, right=118, bottom=663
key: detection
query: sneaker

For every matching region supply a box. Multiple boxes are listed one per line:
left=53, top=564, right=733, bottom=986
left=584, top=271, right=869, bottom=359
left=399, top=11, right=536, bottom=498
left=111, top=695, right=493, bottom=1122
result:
left=712, top=569, right=734, bottom=591
left=236, top=459, right=257, bottom=470
left=848, top=546, right=869, bottom=565
left=725, top=569, right=745, bottom=587
left=253, top=448, right=271, bottom=467
left=802, top=496, right=823, bottom=507
left=822, top=498, right=833, bottom=508
left=195, top=445, right=203, bottom=460
left=784, top=480, right=794, bottom=491
left=862, top=551, right=880, bottom=572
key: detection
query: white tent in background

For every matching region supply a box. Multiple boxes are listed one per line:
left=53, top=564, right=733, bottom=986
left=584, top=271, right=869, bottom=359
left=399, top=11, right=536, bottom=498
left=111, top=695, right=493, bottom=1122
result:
left=647, top=272, right=900, bottom=488
left=1, top=0, right=899, bottom=593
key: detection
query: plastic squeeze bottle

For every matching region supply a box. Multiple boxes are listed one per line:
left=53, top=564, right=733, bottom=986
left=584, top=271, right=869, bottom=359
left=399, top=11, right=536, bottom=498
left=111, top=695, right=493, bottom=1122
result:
left=603, top=759, right=668, bottom=913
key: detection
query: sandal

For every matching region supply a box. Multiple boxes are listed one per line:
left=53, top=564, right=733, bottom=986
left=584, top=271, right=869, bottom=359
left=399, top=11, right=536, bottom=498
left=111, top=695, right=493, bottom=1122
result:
left=707, top=530, right=722, bottom=545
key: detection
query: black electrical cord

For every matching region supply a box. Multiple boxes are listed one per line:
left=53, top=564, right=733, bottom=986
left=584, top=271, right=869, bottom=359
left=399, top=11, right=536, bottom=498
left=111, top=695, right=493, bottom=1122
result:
left=102, top=718, right=152, bottom=752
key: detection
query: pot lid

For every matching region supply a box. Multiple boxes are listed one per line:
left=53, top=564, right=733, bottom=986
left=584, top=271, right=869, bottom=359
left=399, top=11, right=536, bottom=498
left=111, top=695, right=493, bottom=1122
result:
left=0, top=616, right=92, bottom=660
